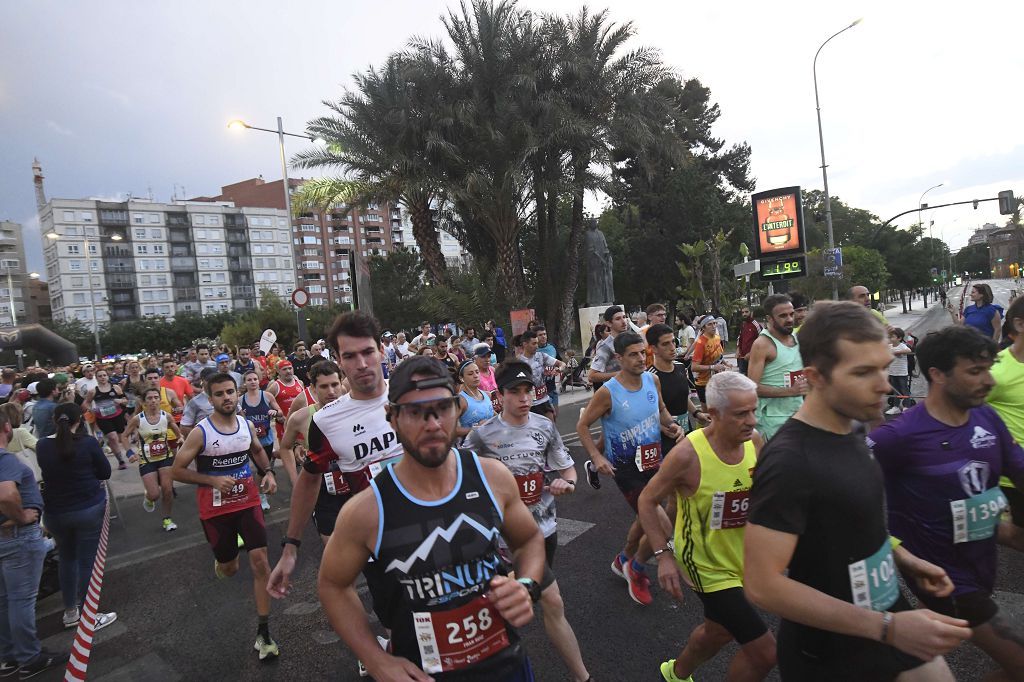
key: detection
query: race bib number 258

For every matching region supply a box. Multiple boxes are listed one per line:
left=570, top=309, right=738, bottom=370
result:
left=413, top=595, right=509, bottom=674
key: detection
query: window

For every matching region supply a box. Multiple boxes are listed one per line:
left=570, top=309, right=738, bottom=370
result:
left=91, top=275, right=101, bottom=286
left=198, top=259, right=209, bottom=269
left=149, top=214, right=159, bottom=224
left=85, top=226, right=98, bottom=237
left=69, top=260, right=82, bottom=271
left=208, top=229, right=223, bottom=240
left=217, top=289, right=227, bottom=298
left=150, top=228, right=162, bottom=239
left=300, top=224, right=316, bottom=233
left=278, top=231, right=288, bottom=241
left=158, top=305, right=171, bottom=315
left=301, top=236, right=319, bottom=245
left=303, top=261, right=322, bottom=269
left=210, top=245, right=223, bottom=254
left=154, top=275, right=167, bottom=286
left=207, top=216, right=219, bottom=226
left=134, top=229, right=147, bottom=239
left=138, top=260, right=150, bottom=271
left=134, top=215, right=145, bottom=224
left=143, top=290, right=154, bottom=302
left=63, top=211, right=75, bottom=221
left=157, top=290, right=168, bottom=301
left=88, top=243, right=97, bottom=255
left=71, top=276, right=84, bottom=287
left=203, top=288, right=214, bottom=297
left=200, top=274, right=212, bottom=283
left=73, top=293, right=86, bottom=304
left=142, top=306, right=154, bottom=316
left=67, top=244, right=80, bottom=255
left=155, top=260, right=166, bottom=270
left=262, top=231, right=274, bottom=240
left=214, top=272, right=226, bottom=283
left=212, top=258, right=225, bottom=268
left=153, top=244, right=164, bottom=255
left=194, top=215, right=206, bottom=225
left=80, top=212, right=93, bottom=221
left=196, top=244, right=209, bottom=255
left=136, top=245, right=148, bottom=255
left=141, top=275, right=152, bottom=285
left=195, top=229, right=207, bottom=240
left=65, top=225, right=82, bottom=236
left=302, top=249, right=319, bottom=256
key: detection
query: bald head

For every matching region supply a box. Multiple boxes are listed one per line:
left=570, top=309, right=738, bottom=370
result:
left=848, top=286, right=871, bottom=307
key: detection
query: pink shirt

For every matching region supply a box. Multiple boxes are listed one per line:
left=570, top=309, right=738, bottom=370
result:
left=478, top=366, right=497, bottom=393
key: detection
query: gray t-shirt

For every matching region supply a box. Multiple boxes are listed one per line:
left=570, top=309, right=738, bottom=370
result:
left=181, top=392, right=214, bottom=427
left=0, top=448, right=43, bottom=523
left=590, top=335, right=620, bottom=375
left=518, top=351, right=557, bottom=405
left=465, top=414, right=573, bottom=538
left=183, top=360, right=217, bottom=382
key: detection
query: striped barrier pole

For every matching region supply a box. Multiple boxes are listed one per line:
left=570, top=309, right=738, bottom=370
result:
left=64, top=498, right=111, bottom=682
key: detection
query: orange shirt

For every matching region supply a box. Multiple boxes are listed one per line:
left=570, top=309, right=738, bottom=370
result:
left=691, top=334, right=723, bottom=387
left=160, top=375, right=194, bottom=401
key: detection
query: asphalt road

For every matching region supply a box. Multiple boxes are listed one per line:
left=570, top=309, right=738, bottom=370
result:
left=31, top=280, right=1024, bottom=681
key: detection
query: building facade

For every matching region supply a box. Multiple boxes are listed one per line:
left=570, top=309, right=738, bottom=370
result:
left=0, top=220, right=30, bottom=328
left=41, top=198, right=296, bottom=328
left=988, top=226, right=1023, bottom=279
left=203, top=177, right=407, bottom=308
left=968, top=223, right=1002, bottom=246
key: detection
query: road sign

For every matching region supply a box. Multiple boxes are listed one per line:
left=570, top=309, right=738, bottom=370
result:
left=733, top=259, right=760, bottom=278
left=291, top=288, right=309, bottom=308
left=823, top=247, right=843, bottom=278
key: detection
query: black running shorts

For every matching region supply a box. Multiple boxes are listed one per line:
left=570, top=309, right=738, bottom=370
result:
left=916, top=589, right=999, bottom=628
left=613, top=465, right=658, bottom=513
left=201, top=506, right=267, bottom=564
left=695, top=587, right=768, bottom=645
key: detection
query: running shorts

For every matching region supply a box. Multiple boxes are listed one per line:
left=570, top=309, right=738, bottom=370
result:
left=312, top=482, right=347, bottom=536
left=529, top=401, right=554, bottom=418
left=613, top=465, right=658, bottom=513
left=97, top=414, right=127, bottom=435
left=139, top=457, right=173, bottom=477
left=916, top=589, right=999, bottom=628
left=201, top=506, right=267, bottom=564
left=694, top=587, right=768, bottom=645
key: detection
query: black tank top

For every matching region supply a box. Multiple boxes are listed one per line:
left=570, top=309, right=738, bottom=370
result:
left=371, top=449, right=524, bottom=680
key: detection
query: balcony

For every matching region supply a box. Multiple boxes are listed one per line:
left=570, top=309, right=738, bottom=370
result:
left=98, top=210, right=128, bottom=225
left=228, top=257, right=251, bottom=270
left=103, top=245, right=132, bottom=258
left=111, top=307, right=136, bottom=322
left=226, top=230, right=248, bottom=244
left=166, top=214, right=189, bottom=227
left=223, top=215, right=246, bottom=228
left=229, top=271, right=253, bottom=285
left=175, top=287, right=198, bottom=300
left=169, top=228, right=190, bottom=242
left=231, top=285, right=255, bottom=298
left=171, top=245, right=193, bottom=258
left=110, top=291, right=135, bottom=305
left=108, top=274, right=135, bottom=289
left=228, top=245, right=250, bottom=258
left=104, top=264, right=135, bottom=274
left=171, top=257, right=195, bottom=271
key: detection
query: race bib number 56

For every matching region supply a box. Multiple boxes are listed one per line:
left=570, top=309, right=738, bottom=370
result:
left=710, top=490, right=750, bottom=530
left=413, top=595, right=509, bottom=674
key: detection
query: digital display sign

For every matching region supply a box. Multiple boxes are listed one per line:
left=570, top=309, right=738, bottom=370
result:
left=760, top=256, right=806, bottom=280
left=751, top=186, right=806, bottom=259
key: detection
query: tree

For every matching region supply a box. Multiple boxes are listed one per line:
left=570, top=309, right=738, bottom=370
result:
left=368, top=247, right=428, bottom=332
left=956, top=242, right=990, bottom=277
left=797, top=246, right=889, bottom=301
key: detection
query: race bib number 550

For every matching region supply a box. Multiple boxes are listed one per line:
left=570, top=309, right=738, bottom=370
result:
left=413, top=595, right=509, bottom=674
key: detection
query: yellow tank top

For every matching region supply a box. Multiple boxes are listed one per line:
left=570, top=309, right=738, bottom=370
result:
left=159, top=387, right=177, bottom=442
left=673, top=428, right=756, bottom=593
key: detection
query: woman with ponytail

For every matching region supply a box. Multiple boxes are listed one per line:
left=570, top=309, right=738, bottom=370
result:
left=36, top=403, right=117, bottom=631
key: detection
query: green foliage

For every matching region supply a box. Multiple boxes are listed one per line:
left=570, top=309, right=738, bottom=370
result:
left=420, top=267, right=509, bottom=332
left=956, top=243, right=991, bottom=277
left=368, top=247, right=428, bottom=332
left=796, top=246, right=889, bottom=300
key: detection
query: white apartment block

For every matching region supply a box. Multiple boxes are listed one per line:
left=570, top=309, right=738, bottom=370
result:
left=41, top=198, right=296, bottom=328
left=0, top=220, right=30, bottom=327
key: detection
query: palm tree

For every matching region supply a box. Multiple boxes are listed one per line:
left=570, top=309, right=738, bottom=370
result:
left=292, top=54, right=451, bottom=286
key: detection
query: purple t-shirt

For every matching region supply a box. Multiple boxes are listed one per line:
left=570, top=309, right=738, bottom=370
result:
left=868, top=403, right=1024, bottom=595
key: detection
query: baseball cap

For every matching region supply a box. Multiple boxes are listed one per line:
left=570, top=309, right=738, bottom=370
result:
left=473, top=343, right=491, bottom=358
left=27, top=382, right=38, bottom=395
left=495, top=361, right=534, bottom=392
left=276, top=360, right=292, bottom=369
left=215, top=353, right=231, bottom=363
left=52, top=373, right=69, bottom=385
left=382, top=331, right=394, bottom=339
left=387, top=356, right=455, bottom=403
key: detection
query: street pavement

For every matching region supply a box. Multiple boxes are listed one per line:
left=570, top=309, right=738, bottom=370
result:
left=31, top=280, right=1023, bottom=681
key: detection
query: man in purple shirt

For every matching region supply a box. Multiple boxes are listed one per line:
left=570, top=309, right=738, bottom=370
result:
left=869, top=325, right=1024, bottom=677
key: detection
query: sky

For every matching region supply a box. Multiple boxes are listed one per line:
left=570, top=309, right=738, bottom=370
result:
left=2, top=0, right=1021, bottom=276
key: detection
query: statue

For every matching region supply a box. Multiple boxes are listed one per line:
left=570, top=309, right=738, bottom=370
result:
left=584, top=218, right=614, bottom=306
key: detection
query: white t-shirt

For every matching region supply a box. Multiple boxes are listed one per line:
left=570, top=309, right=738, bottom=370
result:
left=394, top=342, right=411, bottom=358
left=678, top=325, right=698, bottom=356
left=75, top=376, right=98, bottom=397
left=889, top=343, right=910, bottom=377
left=411, top=333, right=436, bottom=347
left=308, top=386, right=402, bottom=474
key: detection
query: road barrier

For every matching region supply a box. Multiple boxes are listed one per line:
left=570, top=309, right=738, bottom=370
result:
left=64, top=498, right=111, bottom=682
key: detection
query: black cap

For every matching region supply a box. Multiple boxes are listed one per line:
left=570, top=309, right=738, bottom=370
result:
left=387, top=356, right=455, bottom=403
left=495, top=361, right=534, bottom=392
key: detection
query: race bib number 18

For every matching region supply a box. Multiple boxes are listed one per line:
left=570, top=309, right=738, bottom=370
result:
left=515, top=471, right=545, bottom=506
left=951, top=487, right=1007, bottom=544
left=848, top=539, right=899, bottom=611
left=413, top=595, right=509, bottom=674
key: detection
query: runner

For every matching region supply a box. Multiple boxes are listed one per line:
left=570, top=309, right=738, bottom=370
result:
left=266, top=360, right=303, bottom=443
left=518, top=330, right=564, bottom=422
left=276, top=361, right=345, bottom=497
left=124, top=387, right=183, bottom=531
left=465, top=360, right=591, bottom=682
left=234, top=346, right=262, bottom=382
left=455, top=360, right=496, bottom=441
left=988, top=296, right=1024, bottom=552
left=637, top=372, right=776, bottom=682
left=746, top=294, right=806, bottom=440
left=171, top=372, right=280, bottom=661
left=869, top=325, right=1024, bottom=678
left=180, top=368, right=217, bottom=437
left=535, top=326, right=562, bottom=416
left=82, top=368, right=129, bottom=469
left=587, top=305, right=629, bottom=390
left=143, top=368, right=183, bottom=449
left=735, top=305, right=763, bottom=376
left=268, top=311, right=403, bottom=600
left=475, top=344, right=498, bottom=392
left=690, top=315, right=728, bottom=408
left=318, top=355, right=546, bottom=681
left=577, top=331, right=683, bottom=605
left=744, top=301, right=971, bottom=679
left=160, top=357, right=194, bottom=410
left=287, top=342, right=315, bottom=386
left=123, top=360, right=147, bottom=415
left=239, top=370, right=283, bottom=512
left=183, top=344, right=217, bottom=383
left=215, top=354, right=243, bottom=388
left=645, top=323, right=707, bottom=452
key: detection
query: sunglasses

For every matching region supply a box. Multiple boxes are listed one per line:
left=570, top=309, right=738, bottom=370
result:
left=390, top=396, right=459, bottom=422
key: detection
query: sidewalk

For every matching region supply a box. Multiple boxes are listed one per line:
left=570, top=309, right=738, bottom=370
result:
left=881, top=286, right=963, bottom=333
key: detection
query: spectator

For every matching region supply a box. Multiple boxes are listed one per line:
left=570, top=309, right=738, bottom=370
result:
left=393, top=332, right=410, bottom=360
left=36, top=403, right=116, bottom=633
left=960, top=282, right=1003, bottom=342
left=30, top=379, right=58, bottom=440
left=0, top=403, right=38, bottom=480
left=73, top=364, right=98, bottom=399
left=0, top=369, right=15, bottom=402
left=713, top=308, right=729, bottom=344
left=460, top=326, right=480, bottom=357
left=411, top=322, right=436, bottom=348
left=735, top=305, right=763, bottom=375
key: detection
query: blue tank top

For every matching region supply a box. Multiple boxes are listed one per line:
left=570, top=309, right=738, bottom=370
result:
left=459, top=389, right=495, bottom=428
left=241, top=391, right=273, bottom=446
left=601, top=373, right=662, bottom=467
left=963, top=303, right=1003, bottom=338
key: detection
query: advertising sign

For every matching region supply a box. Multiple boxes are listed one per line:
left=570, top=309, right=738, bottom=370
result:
left=509, top=309, right=536, bottom=337
left=823, top=247, right=843, bottom=278
left=751, top=187, right=806, bottom=259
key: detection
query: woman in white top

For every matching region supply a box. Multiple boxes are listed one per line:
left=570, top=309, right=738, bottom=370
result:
left=123, top=387, right=183, bottom=532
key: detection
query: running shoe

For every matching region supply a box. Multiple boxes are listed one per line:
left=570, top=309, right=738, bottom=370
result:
left=611, top=552, right=628, bottom=579
left=62, top=607, right=80, bottom=629
left=260, top=493, right=270, bottom=511
left=884, top=406, right=901, bottom=416
left=143, top=497, right=156, bottom=513
left=117, top=461, right=127, bottom=470
left=162, top=518, right=177, bottom=532
left=0, top=660, right=16, bottom=678
left=584, top=460, right=601, bottom=489
left=254, top=633, right=280, bottom=661
left=18, top=649, right=69, bottom=679
left=660, top=659, right=693, bottom=682
left=214, top=560, right=228, bottom=579
left=624, top=560, right=653, bottom=605
left=93, top=612, right=117, bottom=632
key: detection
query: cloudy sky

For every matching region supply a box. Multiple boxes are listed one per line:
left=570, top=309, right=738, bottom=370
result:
left=2, top=0, right=1021, bottom=275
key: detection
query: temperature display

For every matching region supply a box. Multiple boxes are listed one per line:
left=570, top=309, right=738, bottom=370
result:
left=760, top=257, right=805, bottom=279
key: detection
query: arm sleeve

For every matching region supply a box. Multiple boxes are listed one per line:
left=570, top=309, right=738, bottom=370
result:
left=89, top=439, right=112, bottom=480
left=749, top=446, right=811, bottom=535
left=866, top=423, right=905, bottom=473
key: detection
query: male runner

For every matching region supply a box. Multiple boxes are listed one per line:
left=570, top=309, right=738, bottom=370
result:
left=318, top=356, right=545, bottom=681
left=646, top=323, right=707, bottom=452
left=124, top=388, right=183, bottom=531
left=234, top=346, right=262, bottom=382
left=143, top=367, right=182, bottom=447
left=465, top=361, right=591, bottom=682
left=869, top=325, right=1024, bottom=678
left=180, top=368, right=217, bottom=437
left=160, top=357, right=193, bottom=408
left=535, top=326, right=562, bottom=417
left=849, top=284, right=892, bottom=331
left=745, top=301, right=971, bottom=680
left=183, top=344, right=217, bottom=383
left=577, top=331, right=683, bottom=605
left=989, top=296, right=1024, bottom=551
left=287, top=342, right=315, bottom=386
left=640, top=303, right=668, bottom=368
left=266, top=360, right=303, bottom=443
left=171, top=372, right=280, bottom=660
left=638, top=372, right=776, bottom=682
left=240, top=370, right=283, bottom=511
left=587, top=305, right=629, bottom=389
left=518, top=330, right=564, bottom=421
left=267, top=311, right=402, bottom=598
left=746, top=294, right=806, bottom=440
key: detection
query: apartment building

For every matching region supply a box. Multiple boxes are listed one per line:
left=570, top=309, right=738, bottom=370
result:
left=0, top=220, right=31, bottom=327
left=203, top=177, right=407, bottom=308
left=41, top=198, right=296, bottom=328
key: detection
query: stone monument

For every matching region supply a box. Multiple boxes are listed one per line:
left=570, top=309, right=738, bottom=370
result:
left=584, top=218, right=614, bottom=306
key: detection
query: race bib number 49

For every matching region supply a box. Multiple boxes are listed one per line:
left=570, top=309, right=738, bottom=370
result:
left=710, top=490, right=750, bottom=530
left=212, top=474, right=250, bottom=508
left=413, top=595, right=509, bottom=674
left=848, top=539, right=899, bottom=611
left=951, top=487, right=1007, bottom=544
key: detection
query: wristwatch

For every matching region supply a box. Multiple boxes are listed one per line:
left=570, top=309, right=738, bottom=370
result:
left=652, top=543, right=673, bottom=558
left=280, top=537, right=301, bottom=549
left=517, top=577, right=543, bottom=603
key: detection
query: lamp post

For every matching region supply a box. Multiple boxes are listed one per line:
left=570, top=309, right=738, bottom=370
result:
left=47, top=231, right=122, bottom=359
left=814, top=18, right=861, bottom=301
left=918, top=183, right=944, bottom=306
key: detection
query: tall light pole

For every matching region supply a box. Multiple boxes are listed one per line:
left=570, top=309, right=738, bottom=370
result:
left=47, top=231, right=121, bottom=359
left=918, top=182, right=944, bottom=305
left=814, top=18, right=861, bottom=301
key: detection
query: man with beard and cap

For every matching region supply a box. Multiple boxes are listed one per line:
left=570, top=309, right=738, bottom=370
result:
left=318, top=355, right=546, bottom=681
left=746, top=294, right=807, bottom=440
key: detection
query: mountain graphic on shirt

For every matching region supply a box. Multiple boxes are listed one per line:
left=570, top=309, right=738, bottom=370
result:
left=385, top=513, right=500, bottom=574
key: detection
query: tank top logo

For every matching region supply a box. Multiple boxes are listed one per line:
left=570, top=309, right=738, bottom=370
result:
left=355, top=432, right=399, bottom=461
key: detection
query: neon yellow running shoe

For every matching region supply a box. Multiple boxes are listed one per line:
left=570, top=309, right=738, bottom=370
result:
left=254, top=633, right=280, bottom=661
left=660, top=659, right=693, bottom=682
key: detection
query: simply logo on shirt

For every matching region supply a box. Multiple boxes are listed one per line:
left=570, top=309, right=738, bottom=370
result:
left=970, top=426, right=997, bottom=450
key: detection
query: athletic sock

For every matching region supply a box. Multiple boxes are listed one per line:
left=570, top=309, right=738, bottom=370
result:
left=257, top=616, right=270, bottom=639
left=618, top=551, right=630, bottom=566
left=630, top=558, right=646, bottom=573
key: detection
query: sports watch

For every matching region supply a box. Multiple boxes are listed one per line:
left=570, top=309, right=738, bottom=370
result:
left=280, top=537, right=302, bottom=549
left=517, top=577, right=543, bottom=603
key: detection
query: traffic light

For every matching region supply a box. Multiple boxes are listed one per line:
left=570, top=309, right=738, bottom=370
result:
left=999, top=190, right=1016, bottom=215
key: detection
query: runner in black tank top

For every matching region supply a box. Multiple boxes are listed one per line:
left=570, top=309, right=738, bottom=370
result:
left=645, top=323, right=708, bottom=455
left=317, top=356, right=547, bottom=682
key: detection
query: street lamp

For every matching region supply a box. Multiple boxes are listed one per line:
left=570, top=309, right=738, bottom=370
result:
left=814, top=18, right=861, bottom=301
left=46, top=230, right=122, bottom=359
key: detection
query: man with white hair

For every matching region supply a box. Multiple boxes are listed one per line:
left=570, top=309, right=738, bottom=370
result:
left=638, top=372, right=776, bottom=682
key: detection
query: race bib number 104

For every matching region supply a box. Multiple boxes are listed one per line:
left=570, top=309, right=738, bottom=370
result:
left=848, top=539, right=899, bottom=611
